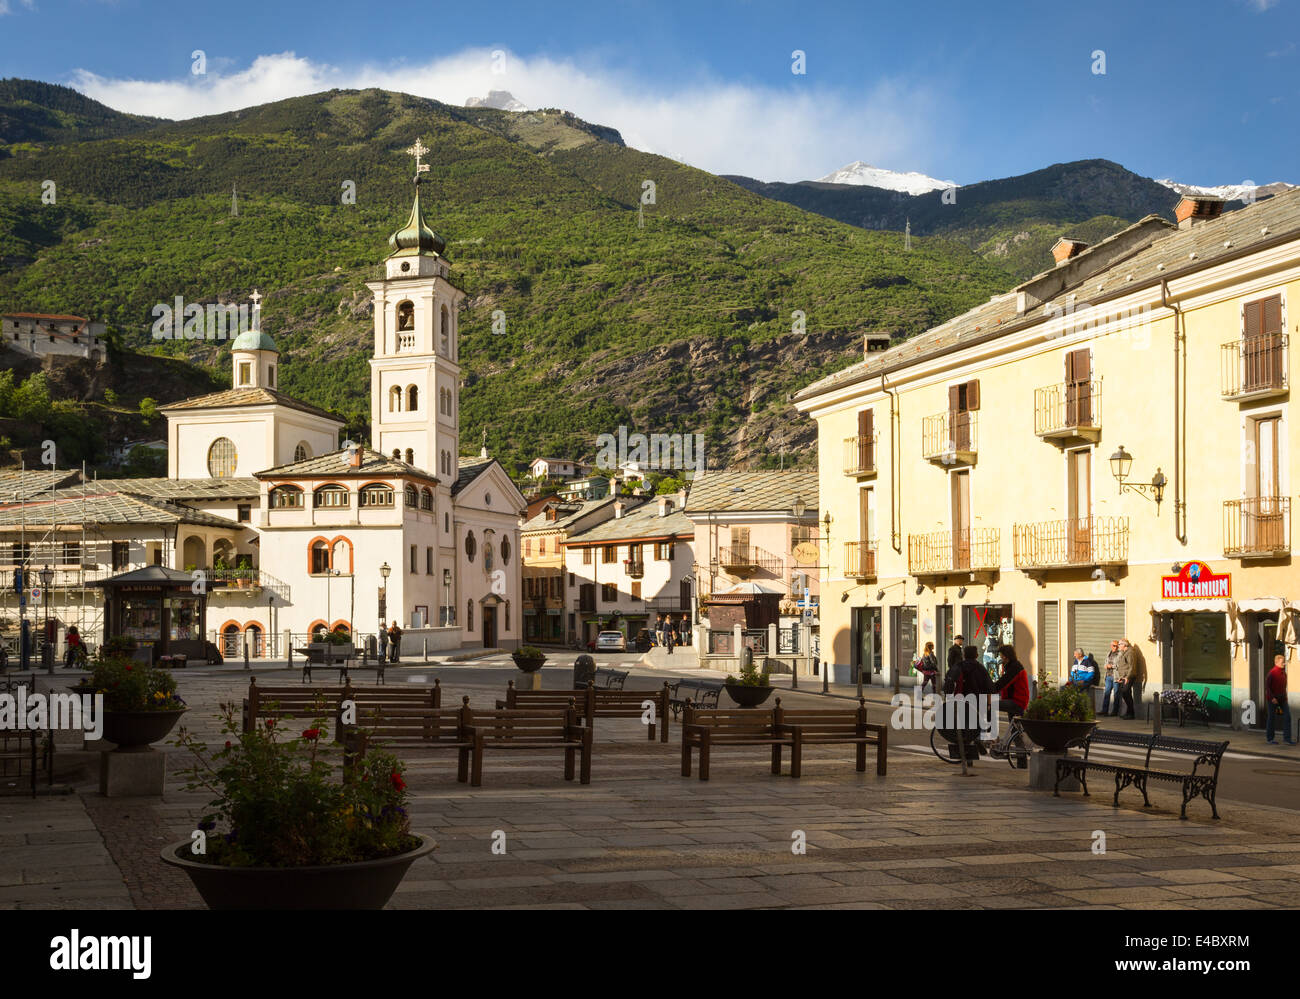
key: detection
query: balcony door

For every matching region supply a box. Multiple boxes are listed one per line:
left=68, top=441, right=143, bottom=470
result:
left=1251, top=415, right=1283, bottom=551
left=1067, top=448, right=1092, bottom=563
left=1243, top=295, right=1284, bottom=394
left=857, top=409, right=875, bottom=472
left=859, top=487, right=876, bottom=574
left=951, top=470, right=971, bottom=569
left=1064, top=348, right=1092, bottom=428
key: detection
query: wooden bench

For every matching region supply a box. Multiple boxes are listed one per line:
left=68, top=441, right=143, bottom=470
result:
left=681, top=698, right=887, bottom=780
left=667, top=678, right=725, bottom=719
left=1054, top=729, right=1229, bottom=819
left=592, top=667, right=629, bottom=689
left=496, top=680, right=671, bottom=741
left=342, top=697, right=473, bottom=783
left=242, top=677, right=440, bottom=733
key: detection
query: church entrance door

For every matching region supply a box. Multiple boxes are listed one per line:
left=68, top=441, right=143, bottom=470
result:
left=482, top=605, right=497, bottom=648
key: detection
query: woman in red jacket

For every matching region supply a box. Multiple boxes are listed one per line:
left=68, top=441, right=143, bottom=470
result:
left=992, top=644, right=1030, bottom=717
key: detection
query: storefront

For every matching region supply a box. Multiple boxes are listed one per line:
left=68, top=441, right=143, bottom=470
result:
left=94, top=565, right=209, bottom=661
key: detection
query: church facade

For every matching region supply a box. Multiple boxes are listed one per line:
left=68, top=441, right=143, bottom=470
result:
left=0, top=143, right=525, bottom=657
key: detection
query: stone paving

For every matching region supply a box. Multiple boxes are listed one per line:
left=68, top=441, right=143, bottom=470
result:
left=3, top=665, right=1300, bottom=909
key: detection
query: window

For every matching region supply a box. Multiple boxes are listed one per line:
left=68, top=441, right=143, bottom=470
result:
left=267, top=365, right=276, bottom=388
left=631, top=581, right=641, bottom=600
left=582, top=547, right=592, bottom=565
left=467, top=599, right=473, bottom=630
left=392, top=449, right=401, bottom=460
left=440, top=305, right=450, bottom=353
left=444, top=512, right=450, bottom=533
left=310, top=540, right=330, bottom=575
left=791, top=525, right=815, bottom=549
left=501, top=537, right=510, bottom=565
left=406, top=385, right=419, bottom=411
left=238, top=361, right=251, bottom=386
left=538, top=538, right=546, bottom=554
left=426, top=547, right=434, bottom=574
left=397, top=300, right=414, bottom=331
left=465, top=531, right=476, bottom=562
left=440, top=387, right=452, bottom=416
left=111, top=541, right=129, bottom=570
left=405, top=448, right=414, bottom=465
left=314, top=485, right=349, bottom=508
left=207, top=437, right=237, bottom=477
left=948, top=379, right=980, bottom=450
left=602, top=545, right=617, bottom=564
left=389, top=386, right=403, bottom=412
left=525, top=538, right=532, bottom=556
left=420, top=488, right=433, bottom=511
left=404, top=485, right=418, bottom=507
left=410, top=544, right=418, bottom=573
left=359, top=485, right=394, bottom=507
left=61, top=541, right=81, bottom=565
left=505, top=601, right=510, bottom=631
left=269, top=489, right=301, bottom=509
left=237, top=504, right=251, bottom=523
left=294, top=442, right=311, bottom=463
left=601, top=583, right=617, bottom=602
left=568, top=572, right=575, bottom=587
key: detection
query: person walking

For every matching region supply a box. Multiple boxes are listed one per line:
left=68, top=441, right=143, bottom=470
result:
left=680, top=614, right=691, bottom=646
left=665, top=618, right=675, bottom=655
left=1101, top=639, right=1121, bottom=716
left=917, top=641, right=940, bottom=696
left=1266, top=654, right=1295, bottom=746
left=63, top=625, right=85, bottom=669
left=943, top=644, right=993, bottom=765
left=946, top=634, right=965, bottom=674
left=654, top=614, right=665, bottom=647
left=378, top=626, right=388, bottom=663
left=1115, top=638, right=1143, bottom=720
left=387, top=620, right=402, bottom=664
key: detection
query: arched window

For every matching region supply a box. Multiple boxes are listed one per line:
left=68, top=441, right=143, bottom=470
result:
left=389, top=385, right=403, bottom=412
left=294, top=442, right=310, bottom=463
left=270, top=485, right=304, bottom=508
left=420, top=488, right=433, bottom=511
left=440, top=305, right=450, bottom=353
left=396, top=300, right=414, bottom=331
left=465, top=531, right=476, bottom=563
left=310, top=540, right=330, bottom=574
left=359, top=484, right=394, bottom=507
left=207, top=437, right=237, bottom=477
left=467, top=599, right=473, bottom=630
left=404, top=485, right=418, bottom=507
left=444, top=512, right=450, bottom=533
left=501, top=536, right=511, bottom=565
left=407, top=385, right=418, bottom=410
left=392, top=449, right=401, bottom=460
left=331, top=538, right=352, bottom=573
left=267, top=365, right=276, bottom=388
left=313, top=485, right=349, bottom=509
left=405, top=448, right=414, bottom=465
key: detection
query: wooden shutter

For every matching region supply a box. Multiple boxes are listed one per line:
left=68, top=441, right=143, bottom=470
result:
left=1243, top=295, right=1283, bottom=392
left=964, top=379, right=980, bottom=411
left=948, top=384, right=961, bottom=413
left=857, top=409, right=874, bottom=470
left=1068, top=348, right=1091, bottom=426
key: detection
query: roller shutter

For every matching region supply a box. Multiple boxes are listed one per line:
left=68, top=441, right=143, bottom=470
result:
left=1037, top=601, right=1060, bottom=681
left=1069, top=600, right=1125, bottom=670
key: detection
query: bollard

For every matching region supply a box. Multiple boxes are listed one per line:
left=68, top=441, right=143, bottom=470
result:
left=243, top=640, right=249, bottom=670
left=423, top=638, right=428, bottom=663
left=1152, top=691, right=1161, bottom=736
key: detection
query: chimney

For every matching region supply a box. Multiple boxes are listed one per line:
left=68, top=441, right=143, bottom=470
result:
left=1051, top=237, right=1089, bottom=266
left=613, top=499, right=625, bottom=519
left=657, top=495, right=670, bottom=517
left=1175, top=194, right=1225, bottom=229
left=347, top=443, right=362, bottom=469
left=545, top=506, right=557, bottom=522
left=863, top=332, right=891, bottom=357
left=608, top=476, right=619, bottom=497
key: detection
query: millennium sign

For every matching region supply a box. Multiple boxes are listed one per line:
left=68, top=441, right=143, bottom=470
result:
left=1160, top=560, right=1231, bottom=599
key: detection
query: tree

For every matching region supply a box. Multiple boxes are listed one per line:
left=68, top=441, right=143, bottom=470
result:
left=103, top=388, right=118, bottom=405
left=139, top=397, right=158, bottom=421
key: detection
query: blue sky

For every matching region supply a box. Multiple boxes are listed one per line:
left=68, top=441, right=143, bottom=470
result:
left=1, top=0, right=1296, bottom=185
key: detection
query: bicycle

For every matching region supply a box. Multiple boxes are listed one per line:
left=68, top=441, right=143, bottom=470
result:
left=929, top=713, right=1030, bottom=770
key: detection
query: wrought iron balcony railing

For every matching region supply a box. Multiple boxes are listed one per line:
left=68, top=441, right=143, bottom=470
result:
left=907, top=528, right=999, bottom=575
left=719, top=544, right=783, bottom=576
left=1223, top=496, right=1290, bottom=558
left=1221, top=334, right=1287, bottom=401
left=842, top=434, right=878, bottom=476
left=844, top=540, right=878, bottom=579
left=1033, top=379, right=1102, bottom=440
left=1012, top=516, right=1129, bottom=569
left=921, top=411, right=977, bottom=465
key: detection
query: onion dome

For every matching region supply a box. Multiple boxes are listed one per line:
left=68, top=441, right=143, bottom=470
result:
left=387, top=181, right=446, bottom=257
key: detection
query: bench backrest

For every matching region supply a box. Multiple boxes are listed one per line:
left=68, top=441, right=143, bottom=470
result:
left=775, top=699, right=872, bottom=734
left=682, top=704, right=777, bottom=735
left=594, top=668, right=629, bottom=689
left=350, top=704, right=469, bottom=743
left=463, top=703, right=581, bottom=741
left=245, top=678, right=441, bottom=730
left=591, top=685, right=669, bottom=710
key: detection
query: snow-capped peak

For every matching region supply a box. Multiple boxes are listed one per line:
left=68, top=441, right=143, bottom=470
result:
left=464, top=90, right=528, bottom=112
left=1156, top=177, right=1295, bottom=202
left=816, top=160, right=956, bottom=195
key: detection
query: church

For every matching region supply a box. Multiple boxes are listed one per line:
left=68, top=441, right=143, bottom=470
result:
left=0, top=141, right=526, bottom=658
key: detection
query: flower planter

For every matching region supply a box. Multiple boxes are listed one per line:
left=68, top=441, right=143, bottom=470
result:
left=101, top=709, right=187, bottom=751
left=511, top=653, right=547, bottom=673
left=725, top=682, right=775, bottom=708
left=161, top=833, right=436, bottom=910
left=1019, top=718, right=1097, bottom=753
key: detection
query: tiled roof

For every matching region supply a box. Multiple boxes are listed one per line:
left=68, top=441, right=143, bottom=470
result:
left=67, top=477, right=260, bottom=500
left=0, top=469, right=82, bottom=500
left=257, top=448, right=438, bottom=483
left=452, top=456, right=494, bottom=495
left=795, top=188, right=1300, bottom=402
left=0, top=490, right=240, bottom=529
left=684, top=471, right=818, bottom=516
left=565, top=499, right=693, bottom=544
left=521, top=496, right=616, bottom=532
left=159, top=387, right=342, bottom=423
left=3, top=313, right=88, bottom=322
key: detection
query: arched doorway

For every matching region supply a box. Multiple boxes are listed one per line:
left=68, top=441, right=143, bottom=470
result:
left=220, top=622, right=241, bottom=658
left=245, top=623, right=264, bottom=658
left=182, top=535, right=206, bottom=571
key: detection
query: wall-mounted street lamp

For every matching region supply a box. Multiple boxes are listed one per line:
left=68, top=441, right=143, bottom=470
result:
left=792, top=495, right=807, bottom=519
left=957, top=586, right=968, bottom=599
left=1109, top=445, right=1167, bottom=508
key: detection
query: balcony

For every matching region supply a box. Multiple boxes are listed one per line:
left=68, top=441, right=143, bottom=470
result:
left=921, top=411, right=977, bottom=466
left=1033, top=379, right=1102, bottom=443
left=908, top=528, right=1000, bottom=576
left=1224, top=496, right=1290, bottom=558
left=842, top=434, right=878, bottom=477
left=624, top=559, right=645, bottom=578
left=1221, top=334, right=1288, bottom=401
left=719, top=544, right=783, bottom=577
left=844, top=541, right=877, bottom=580
left=1013, top=516, right=1129, bottom=570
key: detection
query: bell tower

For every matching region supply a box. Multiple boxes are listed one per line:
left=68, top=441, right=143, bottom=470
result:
left=367, top=138, right=465, bottom=478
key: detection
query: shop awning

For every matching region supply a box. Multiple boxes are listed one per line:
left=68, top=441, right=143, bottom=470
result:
left=1149, top=600, right=1229, bottom=614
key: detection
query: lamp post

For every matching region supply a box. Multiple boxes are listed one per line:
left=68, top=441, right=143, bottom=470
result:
left=443, top=568, right=452, bottom=627
left=379, top=561, right=390, bottom=638
left=1109, top=445, right=1167, bottom=508
left=40, top=565, right=53, bottom=674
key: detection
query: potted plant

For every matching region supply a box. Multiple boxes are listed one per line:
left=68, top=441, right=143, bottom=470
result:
left=90, top=649, right=187, bottom=750
left=725, top=654, right=775, bottom=708
left=1019, top=683, right=1098, bottom=752
left=511, top=645, right=547, bottom=672
left=163, top=706, right=434, bottom=909
left=235, top=556, right=254, bottom=588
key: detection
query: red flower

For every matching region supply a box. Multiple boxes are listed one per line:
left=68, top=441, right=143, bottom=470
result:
left=302, top=728, right=321, bottom=740
left=265, top=719, right=275, bottom=729
left=224, top=741, right=232, bottom=749
left=390, top=772, right=406, bottom=792
left=125, top=665, right=132, bottom=672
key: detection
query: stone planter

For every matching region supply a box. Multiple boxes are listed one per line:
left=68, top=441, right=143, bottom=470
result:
left=725, top=682, right=775, bottom=708
left=161, top=833, right=436, bottom=910
left=1019, top=718, right=1098, bottom=753
left=511, top=653, right=547, bottom=673
left=101, top=708, right=187, bottom=751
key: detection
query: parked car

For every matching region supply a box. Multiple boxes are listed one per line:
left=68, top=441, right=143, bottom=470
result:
left=595, top=631, right=627, bottom=652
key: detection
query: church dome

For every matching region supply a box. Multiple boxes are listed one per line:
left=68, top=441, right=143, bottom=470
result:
left=231, top=329, right=278, bottom=352
left=388, top=183, right=446, bottom=257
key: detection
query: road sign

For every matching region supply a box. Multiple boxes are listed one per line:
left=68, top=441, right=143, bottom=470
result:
left=30, top=587, right=41, bottom=601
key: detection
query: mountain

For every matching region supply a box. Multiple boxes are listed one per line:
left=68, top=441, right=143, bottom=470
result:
left=1156, top=177, right=1295, bottom=203
left=815, top=160, right=955, bottom=195
left=727, top=159, right=1225, bottom=280
left=465, top=90, right=528, bottom=112
left=0, top=78, right=165, bottom=146
left=0, top=82, right=1013, bottom=472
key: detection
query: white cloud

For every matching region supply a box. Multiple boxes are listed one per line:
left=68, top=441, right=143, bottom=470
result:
left=67, top=48, right=952, bottom=183
left=1245, top=0, right=1279, bottom=10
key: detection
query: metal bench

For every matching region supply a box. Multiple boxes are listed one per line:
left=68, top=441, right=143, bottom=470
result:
left=592, top=667, right=629, bottom=689
left=1054, top=728, right=1229, bottom=819
left=1159, top=687, right=1212, bottom=727
left=667, top=678, right=725, bottom=718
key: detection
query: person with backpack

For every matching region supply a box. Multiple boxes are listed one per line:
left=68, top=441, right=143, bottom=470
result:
left=915, top=641, right=940, bottom=696
left=943, top=644, right=993, bottom=764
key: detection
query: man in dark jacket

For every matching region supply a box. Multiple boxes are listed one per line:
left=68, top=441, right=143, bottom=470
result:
left=946, top=635, right=965, bottom=674
left=943, top=644, right=992, bottom=762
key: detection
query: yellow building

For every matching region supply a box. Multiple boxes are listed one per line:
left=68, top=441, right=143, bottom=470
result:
left=795, top=192, right=1300, bottom=730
